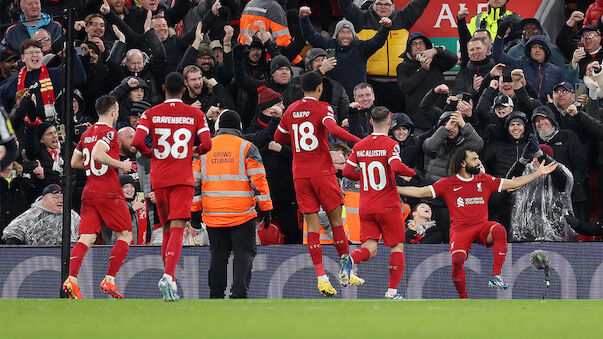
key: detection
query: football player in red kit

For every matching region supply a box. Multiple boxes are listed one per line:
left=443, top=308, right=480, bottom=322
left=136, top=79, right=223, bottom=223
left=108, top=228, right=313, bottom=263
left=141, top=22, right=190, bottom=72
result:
left=63, top=95, right=134, bottom=299
left=397, top=144, right=557, bottom=298
left=133, top=72, right=212, bottom=301
left=343, top=106, right=416, bottom=300
left=274, top=71, right=362, bottom=297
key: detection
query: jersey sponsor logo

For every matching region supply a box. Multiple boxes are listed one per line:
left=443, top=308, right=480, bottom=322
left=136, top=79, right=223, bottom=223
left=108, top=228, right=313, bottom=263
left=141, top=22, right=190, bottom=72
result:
left=457, top=197, right=464, bottom=207
left=477, top=182, right=482, bottom=192
left=453, top=186, right=462, bottom=191
left=356, top=149, right=387, bottom=157
left=292, top=111, right=310, bottom=118
left=151, top=116, right=195, bottom=125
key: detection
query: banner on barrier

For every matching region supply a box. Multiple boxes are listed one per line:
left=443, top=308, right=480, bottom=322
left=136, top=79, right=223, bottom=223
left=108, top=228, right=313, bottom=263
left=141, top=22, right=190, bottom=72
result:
left=1, top=243, right=602, bottom=299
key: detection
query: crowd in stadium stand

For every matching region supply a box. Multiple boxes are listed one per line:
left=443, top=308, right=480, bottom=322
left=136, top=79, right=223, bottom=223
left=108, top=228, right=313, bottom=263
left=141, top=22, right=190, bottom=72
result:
left=2, top=0, right=603, bottom=245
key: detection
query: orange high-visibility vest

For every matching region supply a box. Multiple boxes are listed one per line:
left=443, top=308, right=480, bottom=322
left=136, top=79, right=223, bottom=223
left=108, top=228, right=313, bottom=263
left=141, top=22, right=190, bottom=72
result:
left=199, top=133, right=272, bottom=227
left=191, top=157, right=202, bottom=212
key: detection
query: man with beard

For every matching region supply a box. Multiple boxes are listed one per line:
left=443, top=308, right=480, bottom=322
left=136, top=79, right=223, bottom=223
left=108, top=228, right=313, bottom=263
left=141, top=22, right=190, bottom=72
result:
left=398, top=145, right=558, bottom=298
left=182, top=65, right=234, bottom=113
left=0, top=50, right=18, bottom=82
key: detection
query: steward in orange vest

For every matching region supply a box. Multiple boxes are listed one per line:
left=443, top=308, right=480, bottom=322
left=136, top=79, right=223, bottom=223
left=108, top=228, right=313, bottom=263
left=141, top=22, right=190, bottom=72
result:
left=196, top=110, right=272, bottom=299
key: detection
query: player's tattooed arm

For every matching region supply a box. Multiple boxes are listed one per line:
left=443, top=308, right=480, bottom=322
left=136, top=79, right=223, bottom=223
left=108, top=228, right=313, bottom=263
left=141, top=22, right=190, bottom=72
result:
left=91, top=142, right=133, bottom=172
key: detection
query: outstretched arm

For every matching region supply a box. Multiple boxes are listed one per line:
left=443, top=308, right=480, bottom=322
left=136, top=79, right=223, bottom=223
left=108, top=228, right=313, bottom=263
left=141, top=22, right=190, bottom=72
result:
left=501, top=160, right=558, bottom=190
left=397, top=185, right=432, bottom=198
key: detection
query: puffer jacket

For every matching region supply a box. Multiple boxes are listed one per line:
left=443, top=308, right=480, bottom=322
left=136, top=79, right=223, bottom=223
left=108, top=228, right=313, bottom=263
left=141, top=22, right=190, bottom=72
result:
left=1, top=13, right=63, bottom=52
left=493, top=34, right=567, bottom=103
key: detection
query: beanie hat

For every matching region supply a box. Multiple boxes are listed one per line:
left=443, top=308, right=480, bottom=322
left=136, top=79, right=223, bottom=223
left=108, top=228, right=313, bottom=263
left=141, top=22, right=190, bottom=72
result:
left=36, top=122, right=54, bottom=142
left=270, top=55, right=291, bottom=75
left=130, top=100, right=151, bottom=117
left=198, top=43, right=214, bottom=60
left=332, top=19, right=356, bottom=39
left=539, top=144, right=554, bottom=158
left=119, top=174, right=136, bottom=187
left=257, top=85, right=282, bottom=112
left=494, top=94, right=514, bottom=108
left=305, top=48, right=327, bottom=71
left=217, top=110, right=242, bottom=130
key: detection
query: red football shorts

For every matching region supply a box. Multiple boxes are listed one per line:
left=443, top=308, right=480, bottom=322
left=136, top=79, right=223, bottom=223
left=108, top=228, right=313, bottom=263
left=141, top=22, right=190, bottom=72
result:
left=359, top=212, right=405, bottom=247
left=155, top=185, right=194, bottom=226
left=79, top=198, right=132, bottom=234
left=294, top=175, right=344, bottom=214
left=449, top=221, right=500, bottom=254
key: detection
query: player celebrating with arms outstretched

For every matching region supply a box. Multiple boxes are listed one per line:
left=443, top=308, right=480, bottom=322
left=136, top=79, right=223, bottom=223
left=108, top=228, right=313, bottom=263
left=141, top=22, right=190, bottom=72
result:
left=64, top=95, right=134, bottom=299
left=274, top=72, right=362, bottom=297
left=133, top=72, right=212, bottom=301
left=342, top=106, right=416, bottom=300
left=397, top=145, right=558, bottom=298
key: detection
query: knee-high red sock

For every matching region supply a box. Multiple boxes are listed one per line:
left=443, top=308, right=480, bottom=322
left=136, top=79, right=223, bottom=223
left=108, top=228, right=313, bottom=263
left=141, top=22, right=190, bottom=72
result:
left=491, top=225, right=508, bottom=276
left=307, top=232, right=325, bottom=276
left=451, top=252, right=468, bottom=299
left=350, top=247, right=371, bottom=264
left=107, top=240, right=130, bottom=277
left=388, top=252, right=405, bottom=289
left=164, top=227, right=184, bottom=278
left=69, top=242, right=89, bottom=278
left=332, top=225, right=349, bottom=257
left=161, top=229, right=170, bottom=264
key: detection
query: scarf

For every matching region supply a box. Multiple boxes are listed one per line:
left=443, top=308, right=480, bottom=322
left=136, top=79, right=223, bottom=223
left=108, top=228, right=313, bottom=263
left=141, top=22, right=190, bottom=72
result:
left=21, top=12, right=51, bottom=37
left=18, top=65, right=57, bottom=118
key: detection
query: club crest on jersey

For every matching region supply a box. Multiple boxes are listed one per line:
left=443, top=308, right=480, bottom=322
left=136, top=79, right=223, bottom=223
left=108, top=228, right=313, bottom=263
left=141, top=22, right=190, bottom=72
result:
left=477, top=182, right=482, bottom=192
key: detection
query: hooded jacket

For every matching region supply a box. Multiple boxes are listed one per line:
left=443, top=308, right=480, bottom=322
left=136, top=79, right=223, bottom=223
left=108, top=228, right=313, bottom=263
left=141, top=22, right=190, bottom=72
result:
left=507, top=23, right=566, bottom=70
left=483, top=111, right=529, bottom=178
left=338, top=0, right=430, bottom=78
left=1, top=197, right=79, bottom=245
left=531, top=106, right=588, bottom=203
left=397, top=32, right=458, bottom=130
left=1, top=12, right=64, bottom=52
left=493, top=34, right=567, bottom=103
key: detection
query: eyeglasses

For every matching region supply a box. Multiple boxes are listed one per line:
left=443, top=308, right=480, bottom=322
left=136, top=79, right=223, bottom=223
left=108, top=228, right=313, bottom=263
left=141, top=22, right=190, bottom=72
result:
left=23, top=50, right=43, bottom=55
left=374, top=2, right=392, bottom=7
left=35, top=37, right=50, bottom=42
left=582, top=33, right=599, bottom=39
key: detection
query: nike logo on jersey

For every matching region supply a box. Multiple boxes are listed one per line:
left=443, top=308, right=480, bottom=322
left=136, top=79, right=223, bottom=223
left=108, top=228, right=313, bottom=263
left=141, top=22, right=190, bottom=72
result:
left=453, top=187, right=462, bottom=191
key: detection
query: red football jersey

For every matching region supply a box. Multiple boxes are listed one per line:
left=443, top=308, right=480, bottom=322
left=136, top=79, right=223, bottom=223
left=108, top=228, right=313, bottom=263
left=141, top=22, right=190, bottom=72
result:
left=75, top=123, right=124, bottom=200
left=430, top=173, right=504, bottom=231
left=277, top=97, right=336, bottom=179
left=347, top=133, right=403, bottom=214
left=137, top=99, right=209, bottom=189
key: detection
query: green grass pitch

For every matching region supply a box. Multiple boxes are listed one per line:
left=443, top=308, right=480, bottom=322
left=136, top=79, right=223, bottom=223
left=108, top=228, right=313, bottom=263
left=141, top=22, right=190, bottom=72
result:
left=2, top=299, right=601, bottom=338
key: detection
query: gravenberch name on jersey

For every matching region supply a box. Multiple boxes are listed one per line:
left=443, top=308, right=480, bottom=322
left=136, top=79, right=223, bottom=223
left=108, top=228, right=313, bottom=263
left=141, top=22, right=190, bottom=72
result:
left=356, top=150, right=387, bottom=157
left=151, top=116, right=195, bottom=125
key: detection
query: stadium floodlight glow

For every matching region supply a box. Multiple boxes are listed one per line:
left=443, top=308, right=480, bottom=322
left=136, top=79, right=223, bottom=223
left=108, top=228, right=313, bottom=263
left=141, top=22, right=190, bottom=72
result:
left=530, top=249, right=551, bottom=299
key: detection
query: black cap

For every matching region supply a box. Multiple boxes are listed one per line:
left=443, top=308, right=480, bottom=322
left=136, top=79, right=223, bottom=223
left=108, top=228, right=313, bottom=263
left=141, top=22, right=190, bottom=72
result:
left=0, top=49, right=18, bottom=63
left=552, top=81, right=574, bottom=93
left=130, top=100, right=151, bottom=117
left=119, top=174, right=136, bottom=187
left=218, top=110, right=242, bottom=130
left=578, top=25, right=601, bottom=36
left=42, top=184, right=62, bottom=195
left=519, top=18, right=542, bottom=30
left=493, top=95, right=514, bottom=108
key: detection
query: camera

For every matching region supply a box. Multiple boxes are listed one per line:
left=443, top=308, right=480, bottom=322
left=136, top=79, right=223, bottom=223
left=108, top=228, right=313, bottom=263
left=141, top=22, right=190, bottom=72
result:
left=21, top=160, right=38, bottom=174
left=326, top=48, right=336, bottom=58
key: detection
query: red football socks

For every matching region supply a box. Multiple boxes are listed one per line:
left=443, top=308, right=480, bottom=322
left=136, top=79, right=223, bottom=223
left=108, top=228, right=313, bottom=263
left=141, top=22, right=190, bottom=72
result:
left=332, top=225, right=349, bottom=257
left=307, top=232, right=325, bottom=276
left=451, top=251, right=468, bottom=299
left=491, top=225, right=508, bottom=276
left=107, top=240, right=130, bottom=277
left=164, top=227, right=184, bottom=278
left=161, top=229, right=170, bottom=264
left=350, top=247, right=371, bottom=264
left=388, top=252, right=405, bottom=289
left=68, top=242, right=89, bottom=278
